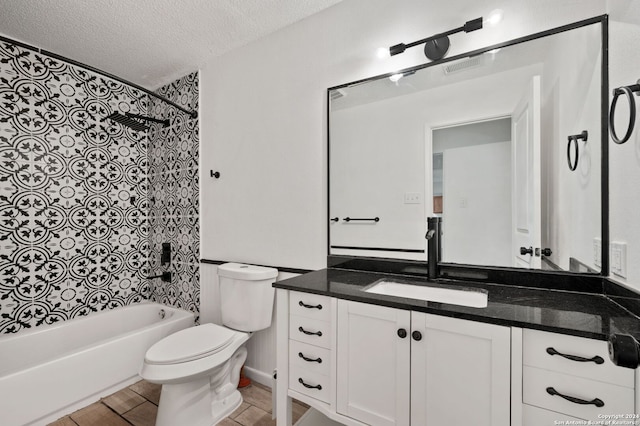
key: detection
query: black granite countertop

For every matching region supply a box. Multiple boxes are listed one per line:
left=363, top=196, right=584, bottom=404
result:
left=274, top=268, right=640, bottom=341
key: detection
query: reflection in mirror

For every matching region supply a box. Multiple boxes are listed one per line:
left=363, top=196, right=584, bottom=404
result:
left=329, top=19, right=603, bottom=273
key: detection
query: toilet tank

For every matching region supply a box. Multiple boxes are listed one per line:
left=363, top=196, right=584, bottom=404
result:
left=218, top=263, right=278, bottom=332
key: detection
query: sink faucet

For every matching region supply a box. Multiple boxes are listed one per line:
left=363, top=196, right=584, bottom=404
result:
left=426, top=217, right=442, bottom=280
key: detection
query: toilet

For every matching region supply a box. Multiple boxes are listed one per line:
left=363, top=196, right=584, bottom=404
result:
left=140, top=263, right=278, bottom=426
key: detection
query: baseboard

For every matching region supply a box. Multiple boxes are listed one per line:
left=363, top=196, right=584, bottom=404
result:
left=243, top=366, right=273, bottom=389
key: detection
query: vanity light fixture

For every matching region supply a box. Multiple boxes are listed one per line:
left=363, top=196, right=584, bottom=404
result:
left=389, top=17, right=483, bottom=61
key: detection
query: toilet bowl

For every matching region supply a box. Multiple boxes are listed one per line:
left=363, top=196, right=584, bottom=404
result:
left=140, top=263, right=278, bottom=426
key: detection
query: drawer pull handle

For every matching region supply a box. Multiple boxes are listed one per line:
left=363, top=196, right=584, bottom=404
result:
left=298, top=326, right=322, bottom=337
left=298, top=352, right=323, bottom=363
left=299, top=378, right=322, bottom=390
left=299, top=301, right=323, bottom=310
left=546, top=387, right=604, bottom=408
left=546, top=347, right=604, bottom=364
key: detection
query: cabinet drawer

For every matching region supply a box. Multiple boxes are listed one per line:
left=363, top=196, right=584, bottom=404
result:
left=290, top=291, right=332, bottom=322
left=289, top=340, right=331, bottom=377
left=523, top=366, right=634, bottom=421
left=523, top=329, right=633, bottom=388
left=289, top=366, right=330, bottom=403
left=523, top=404, right=584, bottom=425
left=289, top=315, right=331, bottom=348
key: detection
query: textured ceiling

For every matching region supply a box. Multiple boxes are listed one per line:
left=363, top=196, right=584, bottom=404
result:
left=0, top=0, right=343, bottom=89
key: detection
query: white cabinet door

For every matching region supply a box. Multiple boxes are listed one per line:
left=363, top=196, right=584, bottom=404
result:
left=336, top=300, right=411, bottom=426
left=522, top=404, right=585, bottom=425
left=410, top=313, right=511, bottom=426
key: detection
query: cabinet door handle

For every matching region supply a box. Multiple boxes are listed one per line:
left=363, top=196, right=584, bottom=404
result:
left=546, top=387, right=604, bottom=407
left=298, top=301, right=322, bottom=310
left=298, top=352, right=322, bottom=363
left=298, top=326, right=322, bottom=337
left=412, top=330, right=422, bottom=341
left=546, top=347, right=604, bottom=364
left=397, top=328, right=407, bottom=338
left=298, top=378, right=322, bottom=390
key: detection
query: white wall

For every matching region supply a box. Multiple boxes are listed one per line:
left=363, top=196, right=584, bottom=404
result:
left=199, top=0, right=606, bottom=271
left=607, top=1, right=640, bottom=287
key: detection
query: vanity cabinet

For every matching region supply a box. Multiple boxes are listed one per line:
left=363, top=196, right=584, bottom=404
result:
left=276, top=288, right=638, bottom=426
left=520, top=329, right=635, bottom=424
left=335, top=300, right=511, bottom=426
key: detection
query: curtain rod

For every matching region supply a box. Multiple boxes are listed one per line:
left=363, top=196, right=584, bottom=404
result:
left=0, top=34, right=198, bottom=119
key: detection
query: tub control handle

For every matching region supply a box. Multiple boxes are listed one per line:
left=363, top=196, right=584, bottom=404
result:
left=298, top=378, right=322, bottom=390
left=546, top=387, right=604, bottom=407
left=298, top=352, right=322, bottom=363
left=546, top=347, right=604, bottom=364
left=146, top=271, right=172, bottom=283
left=298, top=327, right=322, bottom=337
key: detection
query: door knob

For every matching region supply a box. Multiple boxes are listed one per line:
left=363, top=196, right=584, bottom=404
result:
left=412, top=331, right=422, bottom=341
left=520, top=246, right=533, bottom=256
left=397, top=328, right=407, bottom=338
left=541, top=248, right=552, bottom=256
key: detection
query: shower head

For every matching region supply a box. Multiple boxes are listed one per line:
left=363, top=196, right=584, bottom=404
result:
left=104, top=112, right=170, bottom=132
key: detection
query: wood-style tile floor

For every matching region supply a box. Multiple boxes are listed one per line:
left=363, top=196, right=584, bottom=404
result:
left=49, top=380, right=309, bottom=426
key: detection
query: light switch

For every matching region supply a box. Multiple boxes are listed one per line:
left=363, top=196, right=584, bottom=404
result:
left=611, top=241, right=627, bottom=278
left=404, top=192, right=422, bottom=204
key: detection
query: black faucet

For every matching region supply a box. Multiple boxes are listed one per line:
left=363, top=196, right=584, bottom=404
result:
left=426, top=217, right=441, bottom=280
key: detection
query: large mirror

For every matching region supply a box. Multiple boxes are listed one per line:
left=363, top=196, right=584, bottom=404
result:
left=329, top=18, right=605, bottom=273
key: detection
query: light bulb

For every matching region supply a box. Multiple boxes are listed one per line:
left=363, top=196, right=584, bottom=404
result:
left=485, top=9, right=504, bottom=26
left=376, top=47, right=390, bottom=59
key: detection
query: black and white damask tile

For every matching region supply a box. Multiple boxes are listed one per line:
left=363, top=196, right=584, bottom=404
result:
left=147, top=72, right=199, bottom=321
left=0, top=39, right=150, bottom=333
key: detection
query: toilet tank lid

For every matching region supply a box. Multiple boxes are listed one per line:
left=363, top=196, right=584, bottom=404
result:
left=218, top=262, right=278, bottom=280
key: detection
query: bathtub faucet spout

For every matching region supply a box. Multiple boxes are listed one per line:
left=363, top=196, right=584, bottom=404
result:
left=147, top=271, right=172, bottom=283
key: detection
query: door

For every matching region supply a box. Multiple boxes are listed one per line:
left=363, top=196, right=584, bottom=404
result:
left=410, top=312, right=511, bottom=426
left=512, top=75, right=542, bottom=268
left=336, top=300, right=410, bottom=426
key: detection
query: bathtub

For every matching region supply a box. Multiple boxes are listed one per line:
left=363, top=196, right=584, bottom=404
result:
left=0, top=302, right=194, bottom=426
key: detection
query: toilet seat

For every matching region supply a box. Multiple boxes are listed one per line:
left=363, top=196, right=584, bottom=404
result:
left=145, top=323, right=239, bottom=365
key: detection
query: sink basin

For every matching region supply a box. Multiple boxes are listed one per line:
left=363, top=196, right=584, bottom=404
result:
left=363, top=280, right=488, bottom=308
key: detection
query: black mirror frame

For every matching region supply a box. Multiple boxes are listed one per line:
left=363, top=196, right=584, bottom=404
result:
left=327, top=15, right=609, bottom=283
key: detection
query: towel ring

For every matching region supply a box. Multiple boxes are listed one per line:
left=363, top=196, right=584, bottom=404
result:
left=567, top=130, right=588, bottom=171
left=610, top=83, right=640, bottom=144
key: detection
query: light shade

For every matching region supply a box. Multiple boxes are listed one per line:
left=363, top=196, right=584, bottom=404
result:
left=389, top=43, right=407, bottom=56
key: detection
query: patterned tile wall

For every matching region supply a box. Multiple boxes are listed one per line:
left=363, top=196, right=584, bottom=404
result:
left=147, top=72, right=199, bottom=320
left=0, top=40, right=150, bottom=333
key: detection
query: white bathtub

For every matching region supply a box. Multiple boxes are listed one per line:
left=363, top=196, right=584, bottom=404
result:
left=0, top=302, right=194, bottom=426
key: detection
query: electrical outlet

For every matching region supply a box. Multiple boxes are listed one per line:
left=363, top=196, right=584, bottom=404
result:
left=404, top=192, right=422, bottom=204
left=593, top=237, right=601, bottom=268
left=611, top=241, right=627, bottom=278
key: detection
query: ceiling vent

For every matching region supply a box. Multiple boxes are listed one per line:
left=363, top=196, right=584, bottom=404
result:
left=442, top=56, right=484, bottom=75
left=330, top=89, right=347, bottom=100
